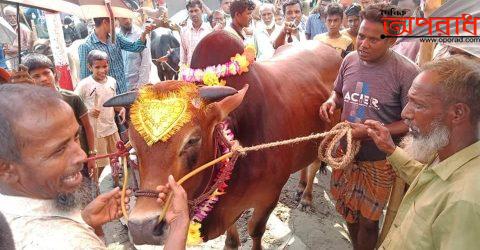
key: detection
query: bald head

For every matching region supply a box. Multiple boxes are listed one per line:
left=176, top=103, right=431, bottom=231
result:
left=0, top=84, right=66, bottom=163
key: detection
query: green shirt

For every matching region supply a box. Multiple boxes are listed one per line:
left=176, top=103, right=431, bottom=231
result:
left=59, top=89, right=89, bottom=152
left=380, top=141, right=480, bottom=250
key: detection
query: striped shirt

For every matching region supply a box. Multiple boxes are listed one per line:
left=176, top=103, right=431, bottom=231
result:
left=179, top=22, right=212, bottom=66
left=78, top=31, right=146, bottom=94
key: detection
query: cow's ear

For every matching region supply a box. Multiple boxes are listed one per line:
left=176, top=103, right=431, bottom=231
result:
left=206, top=84, right=249, bottom=121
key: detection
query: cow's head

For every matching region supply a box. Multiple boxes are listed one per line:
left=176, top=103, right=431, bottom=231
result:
left=105, top=81, right=248, bottom=245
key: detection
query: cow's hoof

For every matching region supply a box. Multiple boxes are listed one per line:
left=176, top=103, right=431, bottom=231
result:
left=297, top=200, right=313, bottom=212
left=294, top=189, right=304, bottom=202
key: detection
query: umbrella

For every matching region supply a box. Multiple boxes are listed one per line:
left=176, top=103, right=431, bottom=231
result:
left=0, top=0, right=80, bottom=66
left=0, top=16, right=16, bottom=44
left=63, top=0, right=136, bottom=19
left=0, top=0, right=135, bottom=19
left=0, top=0, right=79, bottom=14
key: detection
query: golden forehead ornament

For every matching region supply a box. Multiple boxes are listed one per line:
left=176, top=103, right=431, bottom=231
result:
left=130, top=85, right=202, bottom=146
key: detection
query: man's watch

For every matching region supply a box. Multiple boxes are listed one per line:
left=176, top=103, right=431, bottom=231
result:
left=88, top=150, right=98, bottom=156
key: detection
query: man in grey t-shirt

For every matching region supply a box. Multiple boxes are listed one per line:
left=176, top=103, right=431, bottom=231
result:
left=319, top=4, right=419, bottom=250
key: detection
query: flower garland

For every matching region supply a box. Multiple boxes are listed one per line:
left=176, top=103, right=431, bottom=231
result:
left=180, top=44, right=257, bottom=86
left=186, top=122, right=237, bottom=245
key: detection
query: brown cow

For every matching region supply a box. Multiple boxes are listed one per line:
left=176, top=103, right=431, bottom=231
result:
left=108, top=31, right=342, bottom=249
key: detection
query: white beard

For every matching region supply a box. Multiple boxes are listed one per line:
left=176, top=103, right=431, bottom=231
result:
left=401, top=121, right=450, bottom=163
left=262, top=20, right=275, bottom=30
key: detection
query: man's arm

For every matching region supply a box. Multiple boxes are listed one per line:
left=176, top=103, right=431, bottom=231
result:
left=78, top=44, right=91, bottom=80
left=117, top=33, right=147, bottom=53
left=273, top=28, right=287, bottom=49
left=200, top=0, right=212, bottom=16
left=432, top=200, right=480, bottom=250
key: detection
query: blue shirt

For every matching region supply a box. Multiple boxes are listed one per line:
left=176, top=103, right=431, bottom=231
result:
left=305, top=13, right=327, bottom=39
left=0, top=45, right=8, bottom=69
left=78, top=31, right=146, bottom=94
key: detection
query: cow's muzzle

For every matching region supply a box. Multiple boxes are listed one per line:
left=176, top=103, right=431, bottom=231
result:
left=128, top=213, right=169, bottom=245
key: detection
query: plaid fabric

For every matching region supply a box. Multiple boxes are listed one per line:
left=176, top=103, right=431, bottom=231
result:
left=78, top=32, right=146, bottom=94
left=331, top=160, right=396, bottom=223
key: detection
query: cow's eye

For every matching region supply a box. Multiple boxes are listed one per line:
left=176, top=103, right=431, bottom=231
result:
left=181, top=136, right=202, bottom=169
left=185, top=137, right=201, bottom=148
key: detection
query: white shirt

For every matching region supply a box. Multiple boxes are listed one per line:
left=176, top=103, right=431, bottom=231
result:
left=117, top=25, right=152, bottom=90
left=253, top=23, right=282, bottom=61
left=0, top=193, right=105, bottom=250
left=75, top=76, right=118, bottom=138
left=179, top=21, right=212, bottom=65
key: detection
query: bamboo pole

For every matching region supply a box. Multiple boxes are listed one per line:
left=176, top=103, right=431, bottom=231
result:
left=377, top=176, right=406, bottom=247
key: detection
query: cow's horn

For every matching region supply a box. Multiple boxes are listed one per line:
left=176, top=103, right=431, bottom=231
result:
left=199, top=86, right=238, bottom=102
left=103, top=91, right=139, bottom=107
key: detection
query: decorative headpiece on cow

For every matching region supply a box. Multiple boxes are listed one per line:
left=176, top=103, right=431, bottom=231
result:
left=105, top=83, right=243, bottom=144
left=179, top=44, right=256, bottom=86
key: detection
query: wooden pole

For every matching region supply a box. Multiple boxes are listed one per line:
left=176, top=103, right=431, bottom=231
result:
left=377, top=176, right=406, bottom=247
left=16, top=3, right=21, bottom=66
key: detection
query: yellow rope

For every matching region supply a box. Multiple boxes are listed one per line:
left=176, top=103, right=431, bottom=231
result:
left=155, top=122, right=359, bottom=222
left=121, top=156, right=129, bottom=220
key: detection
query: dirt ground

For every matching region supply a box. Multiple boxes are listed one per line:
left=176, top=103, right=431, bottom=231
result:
left=101, top=167, right=352, bottom=250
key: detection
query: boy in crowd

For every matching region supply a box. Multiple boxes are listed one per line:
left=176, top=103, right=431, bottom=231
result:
left=315, top=3, right=353, bottom=57
left=341, top=3, right=361, bottom=50
left=75, top=50, right=126, bottom=175
left=13, top=53, right=97, bottom=177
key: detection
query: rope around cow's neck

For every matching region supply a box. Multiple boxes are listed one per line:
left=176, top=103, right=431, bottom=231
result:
left=153, top=122, right=360, bottom=223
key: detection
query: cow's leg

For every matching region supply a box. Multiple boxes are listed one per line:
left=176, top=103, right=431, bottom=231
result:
left=295, top=168, right=307, bottom=201
left=157, top=67, right=165, bottom=82
left=298, top=159, right=322, bottom=211
left=248, top=199, right=278, bottom=250
left=224, top=224, right=240, bottom=250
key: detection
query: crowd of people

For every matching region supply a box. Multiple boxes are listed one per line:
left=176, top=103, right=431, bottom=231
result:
left=1, top=0, right=480, bottom=249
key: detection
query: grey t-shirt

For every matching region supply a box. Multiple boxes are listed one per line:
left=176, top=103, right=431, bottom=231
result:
left=334, top=50, right=420, bottom=161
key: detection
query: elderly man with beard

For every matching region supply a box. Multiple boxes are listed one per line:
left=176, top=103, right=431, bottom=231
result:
left=117, top=18, right=152, bottom=91
left=365, top=56, right=480, bottom=250
left=0, top=85, right=189, bottom=249
left=253, top=3, right=282, bottom=61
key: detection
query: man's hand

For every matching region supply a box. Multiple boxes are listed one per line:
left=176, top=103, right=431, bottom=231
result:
left=141, top=24, right=156, bottom=42
left=10, top=65, right=34, bottom=84
left=364, top=120, right=396, bottom=155
left=350, top=122, right=369, bottom=140
left=283, top=22, right=296, bottom=35
left=319, top=99, right=336, bottom=123
left=156, top=175, right=189, bottom=226
left=90, top=108, right=100, bottom=119
left=82, top=187, right=131, bottom=229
